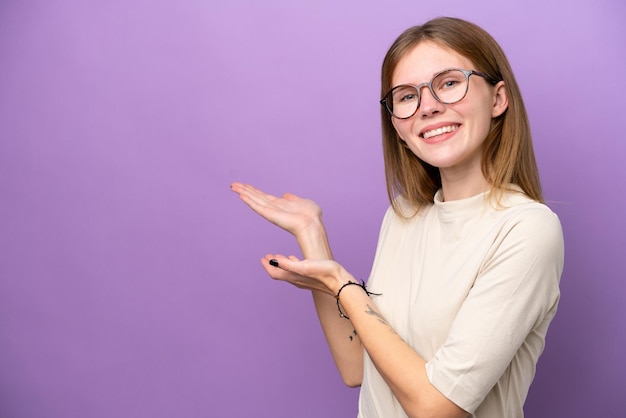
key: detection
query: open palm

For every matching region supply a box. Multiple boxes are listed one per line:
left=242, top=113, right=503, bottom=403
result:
left=231, top=182, right=323, bottom=238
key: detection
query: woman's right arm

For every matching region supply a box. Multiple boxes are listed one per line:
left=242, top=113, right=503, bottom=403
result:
left=295, top=223, right=365, bottom=387
left=230, top=183, right=364, bottom=386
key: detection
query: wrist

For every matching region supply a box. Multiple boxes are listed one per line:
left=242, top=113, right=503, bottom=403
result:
left=296, top=221, right=332, bottom=259
left=334, top=278, right=381, bottom=320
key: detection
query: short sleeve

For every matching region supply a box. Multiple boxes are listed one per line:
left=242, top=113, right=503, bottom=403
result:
left=425, top=206, right=564, bottom=413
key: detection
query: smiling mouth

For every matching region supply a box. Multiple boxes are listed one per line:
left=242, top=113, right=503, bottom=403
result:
left=421, top=124, right=459, bottom=139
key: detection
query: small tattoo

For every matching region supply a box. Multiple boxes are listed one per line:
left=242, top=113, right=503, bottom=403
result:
left=365, top=304, right=388, bottom=325
left=365, top=305, right=398, bottom=336
left=349, top=329, right=357, bottom=341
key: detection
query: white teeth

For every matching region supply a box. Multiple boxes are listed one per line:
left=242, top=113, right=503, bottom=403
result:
left=422, top=125, right=458, bottom=139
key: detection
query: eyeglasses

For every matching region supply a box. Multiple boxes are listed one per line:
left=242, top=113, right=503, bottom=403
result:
left=380, top=68, right=498, bottom=119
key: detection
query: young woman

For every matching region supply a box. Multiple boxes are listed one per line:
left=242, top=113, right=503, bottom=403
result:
left=231, top=17, right=564, bottom=418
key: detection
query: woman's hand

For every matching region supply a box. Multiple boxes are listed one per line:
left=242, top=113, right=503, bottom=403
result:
left=231, top=182, right=324, bottom=239
left=260, top=254, right=353, bottom=297
left=232, top=183, right=363, bottom=386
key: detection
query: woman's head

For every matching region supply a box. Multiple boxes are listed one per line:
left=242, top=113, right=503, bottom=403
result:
left=380, top=17, right=542, bottom=212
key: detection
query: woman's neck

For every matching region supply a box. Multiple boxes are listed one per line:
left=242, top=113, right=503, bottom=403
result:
left=439, top=170, right=490, bottom=202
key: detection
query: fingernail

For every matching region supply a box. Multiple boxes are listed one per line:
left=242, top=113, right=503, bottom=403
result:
left=269, top=259, right=279, bottom=267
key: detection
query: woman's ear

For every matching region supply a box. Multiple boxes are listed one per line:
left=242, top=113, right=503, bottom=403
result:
left=491, top=81, right=508, bottom=118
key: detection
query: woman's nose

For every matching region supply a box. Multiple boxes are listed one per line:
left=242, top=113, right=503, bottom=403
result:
left=418, top=87, right=444, bottom=117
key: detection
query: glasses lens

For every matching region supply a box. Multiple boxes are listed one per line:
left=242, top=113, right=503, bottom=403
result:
left=389, top=85, right=419, bottom=119
left=432, top=69, right=468, bottom=104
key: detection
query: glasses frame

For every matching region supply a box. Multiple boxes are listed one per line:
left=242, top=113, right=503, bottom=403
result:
left=380, top=68, right=499, bottom=119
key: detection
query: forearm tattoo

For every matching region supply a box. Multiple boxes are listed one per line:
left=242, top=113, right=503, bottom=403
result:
left=349, top=329, right=357, bottom=341
left=348, top=305, right=397, bottom=341
left=365, top=304, right=389, bottom=326
left=365, top=304, right=399, bottom=337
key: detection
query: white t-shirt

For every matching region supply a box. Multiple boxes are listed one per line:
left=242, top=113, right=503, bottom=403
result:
left=358, top=188, right=564, bottom=418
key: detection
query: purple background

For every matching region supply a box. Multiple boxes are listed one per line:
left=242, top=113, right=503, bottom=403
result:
left=1, top=1, right=624, bottom=417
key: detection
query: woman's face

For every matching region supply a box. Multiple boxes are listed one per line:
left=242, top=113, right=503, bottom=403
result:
left=390, top=41, right=507, bottom=181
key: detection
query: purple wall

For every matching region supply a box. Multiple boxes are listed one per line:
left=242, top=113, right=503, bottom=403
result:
left=1, top=1, right=624, bottom=417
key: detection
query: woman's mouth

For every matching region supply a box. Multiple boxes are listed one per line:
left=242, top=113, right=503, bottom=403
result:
left=421, top=124, right=459, bottom=139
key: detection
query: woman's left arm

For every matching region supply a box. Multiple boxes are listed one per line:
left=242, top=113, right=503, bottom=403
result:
left=268, top=256, right=469, bottom=418
left=269, top=208, right=563, bottom=418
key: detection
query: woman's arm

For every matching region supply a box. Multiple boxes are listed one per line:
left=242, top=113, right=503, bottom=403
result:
left=295, top=226, right=365, bottom=386
left=266, top=256, right=468, bottom=418
left=265, top=207, right=563, bottom=418
left=230, top=183, right=364, bottom=385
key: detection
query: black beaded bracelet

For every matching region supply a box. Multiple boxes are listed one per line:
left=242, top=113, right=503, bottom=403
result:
left=335, top=280, right=381, bottom=320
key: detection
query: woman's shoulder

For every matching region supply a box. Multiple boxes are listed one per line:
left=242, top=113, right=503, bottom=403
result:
left=493, top=186, right=559, bottom=219
left=494, top=189, right=563, bottom=247
left=388, top=194, right=435, bottom=220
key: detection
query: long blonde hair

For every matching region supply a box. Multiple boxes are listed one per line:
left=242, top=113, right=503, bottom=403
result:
left=380, top=17, right=542, bottom=215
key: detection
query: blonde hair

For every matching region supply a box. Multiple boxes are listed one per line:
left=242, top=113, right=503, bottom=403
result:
left=380, top=17, right=543, bottom=215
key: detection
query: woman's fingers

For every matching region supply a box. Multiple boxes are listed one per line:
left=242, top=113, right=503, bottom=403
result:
left=232, top=183, right=272, bottom=209
left=264, top=255, right=330, bottom=280
left=232, top=183, right=304, bottom=212
left=231, top=183, right=319, bottom=234
left=231, top=183, right=288, bottom=225
left=232, top=183, right=282, bottom=211
left=261, top=255, right=321, bottom=291
left=282, top=192, right=301, bottom=201
left=263, top=254, right=297, bottom=271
